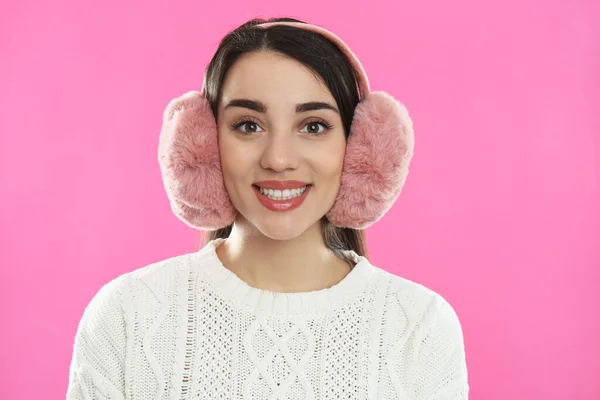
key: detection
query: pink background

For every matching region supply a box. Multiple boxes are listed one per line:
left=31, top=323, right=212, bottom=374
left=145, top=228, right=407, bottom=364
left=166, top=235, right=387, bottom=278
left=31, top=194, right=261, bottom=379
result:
left=1, top=0, right=598, bottom=398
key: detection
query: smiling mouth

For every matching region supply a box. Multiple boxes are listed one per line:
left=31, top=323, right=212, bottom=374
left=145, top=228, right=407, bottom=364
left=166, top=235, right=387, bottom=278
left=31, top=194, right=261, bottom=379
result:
left=252, top=184, right=310, bottom=201
left=252, top=185, right=311, bottom=201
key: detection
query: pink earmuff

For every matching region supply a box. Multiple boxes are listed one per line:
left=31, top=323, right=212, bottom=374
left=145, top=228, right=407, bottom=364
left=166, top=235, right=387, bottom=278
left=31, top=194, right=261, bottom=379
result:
left=158, top=21, right=414, bottom=230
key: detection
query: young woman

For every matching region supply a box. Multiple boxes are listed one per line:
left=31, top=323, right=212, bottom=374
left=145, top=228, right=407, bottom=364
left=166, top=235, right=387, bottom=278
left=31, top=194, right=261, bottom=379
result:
left=67, top=17, right=469, bottom=399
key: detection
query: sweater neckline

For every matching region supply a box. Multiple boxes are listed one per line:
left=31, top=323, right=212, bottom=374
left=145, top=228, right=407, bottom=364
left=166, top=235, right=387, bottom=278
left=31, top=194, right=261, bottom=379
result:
left=195, top=238, right=376, bottom=316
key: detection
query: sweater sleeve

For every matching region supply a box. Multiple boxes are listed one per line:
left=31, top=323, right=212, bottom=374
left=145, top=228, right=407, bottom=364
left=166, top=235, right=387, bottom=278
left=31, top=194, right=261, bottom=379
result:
left=66, top=276, right=128, bottom=400
left=412, top=295, right=469, bottom=399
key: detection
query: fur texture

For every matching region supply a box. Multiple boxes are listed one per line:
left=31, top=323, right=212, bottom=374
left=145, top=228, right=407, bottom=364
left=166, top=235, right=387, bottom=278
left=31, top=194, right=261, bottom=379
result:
left=158, top=91, right=237, bottom=230
left=158, top=90, right=414, bottom=230
left=326, top=91, right=415, bottom=229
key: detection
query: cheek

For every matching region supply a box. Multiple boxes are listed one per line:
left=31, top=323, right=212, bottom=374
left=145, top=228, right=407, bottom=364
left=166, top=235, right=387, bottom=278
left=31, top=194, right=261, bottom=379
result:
left=312, top=136, right=346, bottom=182
left=217, top=132, right=247, bottom=186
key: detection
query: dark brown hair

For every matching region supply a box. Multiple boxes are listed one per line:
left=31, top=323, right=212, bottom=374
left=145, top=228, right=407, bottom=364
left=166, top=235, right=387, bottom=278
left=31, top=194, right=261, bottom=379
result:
left=203, top=17, right=368, bottom=258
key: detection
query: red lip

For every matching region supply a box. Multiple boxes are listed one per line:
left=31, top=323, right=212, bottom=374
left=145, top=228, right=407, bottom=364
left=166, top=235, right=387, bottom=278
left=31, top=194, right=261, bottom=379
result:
left=253, top=185, right=311, bottom=212
left=254, top=180, right=310, bottom=190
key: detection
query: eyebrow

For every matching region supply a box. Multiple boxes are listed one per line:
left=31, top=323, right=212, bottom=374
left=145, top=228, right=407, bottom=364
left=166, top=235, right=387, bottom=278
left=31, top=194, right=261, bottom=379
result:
left=224, top=98, right=339, bottom=114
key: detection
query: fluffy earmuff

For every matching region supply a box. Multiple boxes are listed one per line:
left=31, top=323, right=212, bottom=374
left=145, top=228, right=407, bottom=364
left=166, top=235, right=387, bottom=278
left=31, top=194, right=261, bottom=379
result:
left=326, top=91, right=414, bottom=229
left=158, top=22, right=415, bottom=231
left=158, top=91, right=237, bottom=230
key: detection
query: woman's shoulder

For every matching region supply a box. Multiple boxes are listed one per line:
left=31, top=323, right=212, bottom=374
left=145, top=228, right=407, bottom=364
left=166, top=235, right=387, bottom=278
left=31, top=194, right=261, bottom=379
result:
left=122, top=250, right=198, bottom=286
left=368, top=266, right=468, bottom=397
left=371, top=265, right=464, bottom=335
left=86, top=248, right=211, bottom=310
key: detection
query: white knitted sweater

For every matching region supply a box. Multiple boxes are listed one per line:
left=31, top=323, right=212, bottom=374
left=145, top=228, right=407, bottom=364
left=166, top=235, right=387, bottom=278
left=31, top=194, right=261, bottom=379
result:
left=67, top=239, right=469, bottom=399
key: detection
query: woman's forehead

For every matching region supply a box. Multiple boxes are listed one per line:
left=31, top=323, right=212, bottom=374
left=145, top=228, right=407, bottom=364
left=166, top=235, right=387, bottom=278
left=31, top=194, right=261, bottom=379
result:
left=220, top=51, right=335, bottom=107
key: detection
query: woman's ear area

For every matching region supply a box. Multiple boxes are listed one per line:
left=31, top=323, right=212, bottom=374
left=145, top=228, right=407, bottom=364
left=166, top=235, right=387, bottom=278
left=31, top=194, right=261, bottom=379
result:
left=158, top=90, right=237, bottom=230
left=326, top=91, right=415, bottom=229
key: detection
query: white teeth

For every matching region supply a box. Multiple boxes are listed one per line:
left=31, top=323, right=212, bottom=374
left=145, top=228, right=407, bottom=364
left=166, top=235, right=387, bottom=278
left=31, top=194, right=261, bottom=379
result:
left=258, top=185, right=307, bottom=200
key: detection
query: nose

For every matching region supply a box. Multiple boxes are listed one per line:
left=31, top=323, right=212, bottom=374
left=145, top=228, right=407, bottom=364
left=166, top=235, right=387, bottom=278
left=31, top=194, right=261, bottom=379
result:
left=260, top=131, right=300, bottom=172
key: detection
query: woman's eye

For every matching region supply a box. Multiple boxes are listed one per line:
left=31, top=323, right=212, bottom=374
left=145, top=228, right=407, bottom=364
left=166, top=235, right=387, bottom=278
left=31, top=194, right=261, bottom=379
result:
left=235, top=121, right=263, bottom=134
left=232, top=120, right=331, bottom=135
left=301, top=121, right=330, bottom=135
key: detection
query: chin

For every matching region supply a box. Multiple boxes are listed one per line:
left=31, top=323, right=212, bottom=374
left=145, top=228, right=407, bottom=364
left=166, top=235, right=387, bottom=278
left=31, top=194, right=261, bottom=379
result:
left=253, top=217, right=315, bottom=241
left=230, top=188, right=334, bottom=241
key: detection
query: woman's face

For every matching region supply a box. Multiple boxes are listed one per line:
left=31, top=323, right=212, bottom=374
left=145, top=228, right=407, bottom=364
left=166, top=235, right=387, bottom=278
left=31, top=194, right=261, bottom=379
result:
left=217, top=51, right=347, bottom=241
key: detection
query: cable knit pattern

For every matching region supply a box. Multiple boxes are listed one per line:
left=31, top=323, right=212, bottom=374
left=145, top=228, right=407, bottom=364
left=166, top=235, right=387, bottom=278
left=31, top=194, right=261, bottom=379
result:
left=67, top=239, right=468, bottom=399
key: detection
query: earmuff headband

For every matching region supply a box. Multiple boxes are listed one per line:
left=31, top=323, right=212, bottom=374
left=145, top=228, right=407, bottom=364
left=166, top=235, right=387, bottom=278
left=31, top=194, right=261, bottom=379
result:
left=256, top=22, right=371, bottom=99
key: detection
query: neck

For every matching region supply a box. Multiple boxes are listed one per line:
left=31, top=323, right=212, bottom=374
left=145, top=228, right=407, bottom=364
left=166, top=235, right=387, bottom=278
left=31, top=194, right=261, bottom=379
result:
left=215, top=218, right=352, bottom=293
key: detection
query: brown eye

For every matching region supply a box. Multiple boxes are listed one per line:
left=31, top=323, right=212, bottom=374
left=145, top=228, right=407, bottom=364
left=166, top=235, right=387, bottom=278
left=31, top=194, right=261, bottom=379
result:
left=300, top=120, right=333, bottom=136
left=307, top=122, right=321, bottom=134
left=231, top=119, right=264, bottom=135
left=242, top=122, right=259, bottom=133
